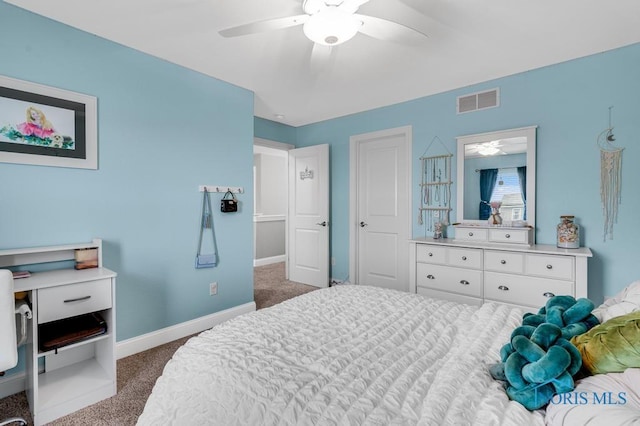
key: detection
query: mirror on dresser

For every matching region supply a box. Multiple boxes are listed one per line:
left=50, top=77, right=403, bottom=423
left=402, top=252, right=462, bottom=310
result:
left=455, top=126, right=537, bottom=241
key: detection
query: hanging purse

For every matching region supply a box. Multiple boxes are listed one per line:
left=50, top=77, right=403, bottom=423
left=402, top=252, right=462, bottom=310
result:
left=220, top=190, right=238, bottom=213
left=195, top=189, right=218, bottom=268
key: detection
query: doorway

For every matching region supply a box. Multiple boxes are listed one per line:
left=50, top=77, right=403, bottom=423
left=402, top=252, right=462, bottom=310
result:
left=349, top=126, right=412, bottom=292
left=253, top=139, right=330, bottom=289
left=253, top=139, right=293, bottom=267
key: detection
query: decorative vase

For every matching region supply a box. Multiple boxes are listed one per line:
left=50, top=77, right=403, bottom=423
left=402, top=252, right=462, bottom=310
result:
left=488, top=208, right=503, bottom=225
left=557, top=215, right=580, bottom=248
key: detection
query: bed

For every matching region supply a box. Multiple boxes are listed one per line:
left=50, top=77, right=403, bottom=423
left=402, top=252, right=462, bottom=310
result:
left=138, top=285, right=546, bottom=425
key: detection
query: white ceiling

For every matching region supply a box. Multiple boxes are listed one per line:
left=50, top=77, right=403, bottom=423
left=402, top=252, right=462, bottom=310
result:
left=7, top=0, right=640, bottom=126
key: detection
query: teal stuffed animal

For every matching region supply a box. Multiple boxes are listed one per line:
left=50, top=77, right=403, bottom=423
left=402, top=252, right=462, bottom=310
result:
left=489, top=296, right=600, bottom=410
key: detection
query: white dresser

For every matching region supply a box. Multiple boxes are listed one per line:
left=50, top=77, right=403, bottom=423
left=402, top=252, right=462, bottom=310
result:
left=409, top=237, right=592, bottom=309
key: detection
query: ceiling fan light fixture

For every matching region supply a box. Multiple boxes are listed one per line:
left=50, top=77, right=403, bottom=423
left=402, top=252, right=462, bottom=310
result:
left=478, top=146, right=500, bottom=156
left=303, top=7, right=361, bottom=46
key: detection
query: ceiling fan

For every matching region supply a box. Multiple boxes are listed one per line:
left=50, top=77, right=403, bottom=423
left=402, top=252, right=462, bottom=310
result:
left=219, top=0, right=428, bottom=47
left=466, top=140, right=504, bottom=157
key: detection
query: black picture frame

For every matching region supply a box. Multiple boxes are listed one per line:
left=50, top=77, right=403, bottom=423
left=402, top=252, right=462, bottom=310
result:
left=0, top=75, right=97, bottom=169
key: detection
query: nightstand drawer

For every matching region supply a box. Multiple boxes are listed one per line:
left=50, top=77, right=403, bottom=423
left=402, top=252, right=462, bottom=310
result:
left=448, top=247, right=483, bottom=269
left=526, top=254, right=574, bottom=281
left=416, top=263, right=482, bottom=297
left=38, top=278, right=112, bottom=324
left=484, top=272, right=573, bottom=308
left=485, top=250, right=525, bottom=274
left=416, top=244, right=447, bottom=264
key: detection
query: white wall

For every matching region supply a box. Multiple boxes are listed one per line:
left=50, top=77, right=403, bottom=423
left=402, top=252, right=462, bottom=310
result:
left=254, top=145, right=288, bottom=264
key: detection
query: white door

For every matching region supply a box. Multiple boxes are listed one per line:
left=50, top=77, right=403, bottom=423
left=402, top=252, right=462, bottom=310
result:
left=351, top=127, right=411, bottom=292
left=288, top=144, right=330, bottom=288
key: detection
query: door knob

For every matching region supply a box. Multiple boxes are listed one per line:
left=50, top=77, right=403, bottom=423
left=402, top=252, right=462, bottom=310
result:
left=316, top=221, right=328, bottom=227
left=360, top=221, right=368, bottom=227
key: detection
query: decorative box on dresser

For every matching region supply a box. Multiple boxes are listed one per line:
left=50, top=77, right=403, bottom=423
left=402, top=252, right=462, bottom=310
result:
left=409, top=236, right=592, bottom=310
left=0, top=239, right=116, bottom=426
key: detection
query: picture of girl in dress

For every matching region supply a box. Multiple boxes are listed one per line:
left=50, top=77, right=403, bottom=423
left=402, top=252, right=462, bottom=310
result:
left=17, top=106, right=55, bottom=139
left=1, top=103, right=74, bottom=149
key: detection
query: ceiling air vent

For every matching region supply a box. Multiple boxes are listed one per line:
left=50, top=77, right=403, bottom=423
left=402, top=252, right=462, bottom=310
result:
left=457, top=88, right=500, bottom=114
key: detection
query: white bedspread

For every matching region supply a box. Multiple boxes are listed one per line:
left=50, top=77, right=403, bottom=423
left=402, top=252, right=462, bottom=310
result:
left=137, top=285, right=545, bottom=425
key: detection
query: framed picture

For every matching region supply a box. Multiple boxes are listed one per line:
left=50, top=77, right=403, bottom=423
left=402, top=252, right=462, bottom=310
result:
left=0, top=75, right=97, bottom=169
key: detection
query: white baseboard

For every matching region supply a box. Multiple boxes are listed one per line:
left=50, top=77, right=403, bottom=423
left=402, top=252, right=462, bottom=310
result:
left=116, top=301, right=256, bottom=360
left=253, top=255, right=286, bottom=267
left=0, top=372, right=26, bottom=399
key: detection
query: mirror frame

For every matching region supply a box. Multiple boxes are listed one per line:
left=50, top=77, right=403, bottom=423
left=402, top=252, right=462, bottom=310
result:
left=456, top=126, right=537, bottom=231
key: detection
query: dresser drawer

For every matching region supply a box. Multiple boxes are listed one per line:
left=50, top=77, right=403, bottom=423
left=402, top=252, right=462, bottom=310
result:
left=417, top=287, right=482, bottom=306
left=416, top=244, right=447, bottom=264
left=488, top=228, right=530, bottom=244
left=485, top=250, right=525, bottom=274
left=454, top=227, right=488, bottom=242
left=416, top=263, right=482, bottom=297
left=484, top=272, right=573, bottom=309
left=38, top=278, right=112, bottom=324
left=448, top=247, right=483, bottom=269
left=525, top=254, right=574, bottom=281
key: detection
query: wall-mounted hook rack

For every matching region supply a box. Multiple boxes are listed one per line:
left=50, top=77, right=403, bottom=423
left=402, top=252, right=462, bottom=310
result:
left=198, top=185, right=244, bottom=194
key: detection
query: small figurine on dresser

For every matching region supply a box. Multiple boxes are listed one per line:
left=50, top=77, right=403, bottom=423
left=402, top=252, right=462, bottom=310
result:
left=433, top=222, right=443, bottom=239
left=488, top=201, right=503, bottom=225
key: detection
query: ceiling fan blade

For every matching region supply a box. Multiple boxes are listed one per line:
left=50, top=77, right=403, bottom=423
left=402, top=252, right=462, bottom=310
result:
left=219, top=14, right=309, bottom=37
left=338, top=0, right=371, bottom=14
left=310, top=43, right=333, bottom=69
left=354, top=14, right=428, bottom=44
left=303, top=0, right=326, bottom=15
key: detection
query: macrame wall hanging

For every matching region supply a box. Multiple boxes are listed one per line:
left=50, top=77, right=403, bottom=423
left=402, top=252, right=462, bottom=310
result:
left=598, top=106, right=624, bottom=242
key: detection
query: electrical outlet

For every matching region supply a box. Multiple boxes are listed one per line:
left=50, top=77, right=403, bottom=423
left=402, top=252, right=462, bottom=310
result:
left=209, top=282, right=218, bottom=296
left=331, top=257, right=336, bottom=266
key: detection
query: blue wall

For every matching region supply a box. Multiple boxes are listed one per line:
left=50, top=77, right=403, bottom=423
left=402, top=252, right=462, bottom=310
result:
left=295, top=43, right=640, bottom=303
left=254, top=117, right=297, bottom=145
left=0, top=1, right=255, bottom=348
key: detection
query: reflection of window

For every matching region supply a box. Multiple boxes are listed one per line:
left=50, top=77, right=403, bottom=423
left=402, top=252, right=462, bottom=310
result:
left=491, top=168, right=524, bottom=220
left=511, top=208, right=523, bottom=221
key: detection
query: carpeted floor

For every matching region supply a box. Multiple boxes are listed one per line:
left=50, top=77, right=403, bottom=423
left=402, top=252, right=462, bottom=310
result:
left=253, top=262, right=318, bottom=309
left=0, top=262, right=317, bottom=425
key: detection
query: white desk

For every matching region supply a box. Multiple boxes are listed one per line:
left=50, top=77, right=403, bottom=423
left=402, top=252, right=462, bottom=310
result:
left=1, top=240, right=117, bottom=426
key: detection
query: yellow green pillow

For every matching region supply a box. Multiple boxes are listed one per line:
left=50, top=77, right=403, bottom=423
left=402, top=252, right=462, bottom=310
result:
left=571, top=310, right=640, bottom=375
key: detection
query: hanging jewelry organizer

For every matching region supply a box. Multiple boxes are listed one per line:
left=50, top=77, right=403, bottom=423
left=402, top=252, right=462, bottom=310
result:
left=598, top=106, right=624, bottom=242
left=419, top=136, right=453, bottom=235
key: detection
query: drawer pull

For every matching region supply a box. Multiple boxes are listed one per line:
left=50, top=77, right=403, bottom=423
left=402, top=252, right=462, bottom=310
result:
left=505, top=234, right=511, bottom=238
left=468, top=232, right=474, bottom=236
left=460, top=280, right=470, bottom=285
left=462, top=256, right=467, bottom=261
left=498, top=285, right=509, bottom=291
left=500, top=260, right=506, bottom=265
left=543, top=292, right=555, bottom=298
left=428, top=252, right=433, bottom=257
left=546, top=264, right=553, bottom=270
left=426, top=274, right=435, bottom=280
left=63, top=295, right=92, bottom=303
